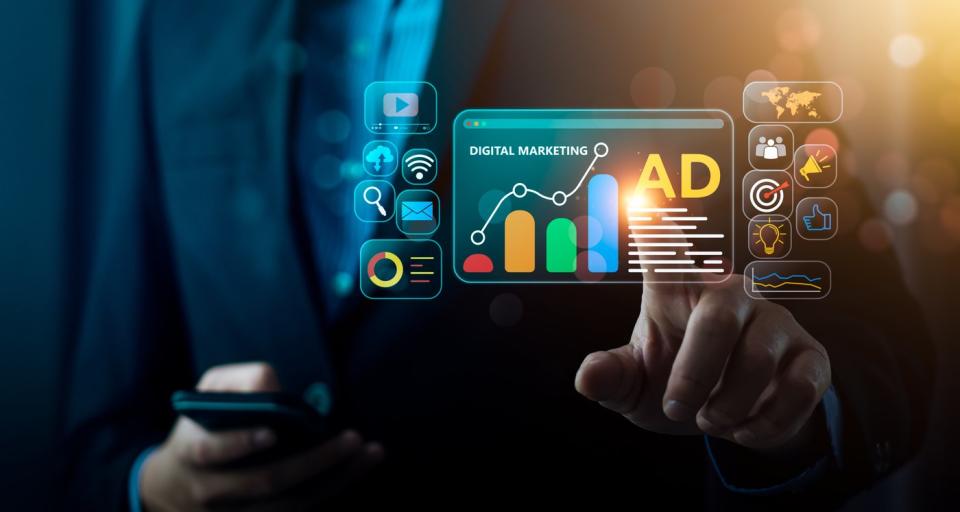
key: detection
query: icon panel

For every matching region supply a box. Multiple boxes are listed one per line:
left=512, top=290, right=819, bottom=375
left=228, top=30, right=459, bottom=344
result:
left=742, top=81, right=843, bottom=124
left=364, top=81, right=437, bottom=134
left=748, top=215, right=792, bottom=259
left=748, top=125, right=794, bottom=170
left=402, top=148, right=438, bottom=185
left=796, top=197, right=838, bottom=240
left=396, top=189, right=440, bottom=236
left=742, top=170, right=794, bottom=218
left=359, top=239, right=442, bottom=299
left=354, top=180, right=396, bottom=222
left=794, top=144, right=837, bottom=188
left=744, top=260, right=831, bottom=300
left=362, top=140, right=399, bottom=176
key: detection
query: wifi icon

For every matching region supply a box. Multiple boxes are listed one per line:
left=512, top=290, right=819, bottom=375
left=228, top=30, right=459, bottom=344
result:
left=402, top=148, right=438, bottom=185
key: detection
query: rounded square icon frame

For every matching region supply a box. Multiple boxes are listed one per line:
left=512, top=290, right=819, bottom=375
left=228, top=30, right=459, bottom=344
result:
left=362, top=140, right=399, bottom=177
left=353, top=180, right=396, bottom=223
left=741, top=81, right=844, bottom=124
left=364, top=81, right=439, bottom=135
left=743, top=260, right=832, bottom=300
left=402, top=148, right=439, bottom=186
left=747, top=214, right=792, bottom=260
left=796, top=197, right=838, bottom=241
left=793, top=144, right=838, bottom=189
left=742, top=169, right=794, bottom=219
left=748, top=124, right=794, bottom=171
left=358, top=238, right=443, bottom=300
left=396, top=189, right=440, bottom=236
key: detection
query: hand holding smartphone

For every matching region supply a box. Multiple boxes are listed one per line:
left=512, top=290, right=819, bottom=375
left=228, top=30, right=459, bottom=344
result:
left=171, top=390, right=336, bottom=467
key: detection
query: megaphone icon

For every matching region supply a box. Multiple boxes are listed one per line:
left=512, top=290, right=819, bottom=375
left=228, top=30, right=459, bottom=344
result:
left=799, top=155, right=823, bottom=182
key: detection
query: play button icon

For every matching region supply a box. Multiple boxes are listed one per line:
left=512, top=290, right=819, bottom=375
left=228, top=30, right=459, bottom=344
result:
left=383, top=93, right=419, bottom=117
left=364, top=81, right=436, bottom=134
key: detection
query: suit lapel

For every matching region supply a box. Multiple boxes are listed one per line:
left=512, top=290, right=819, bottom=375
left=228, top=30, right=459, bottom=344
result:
left=149, top=0, right=331, bottom=391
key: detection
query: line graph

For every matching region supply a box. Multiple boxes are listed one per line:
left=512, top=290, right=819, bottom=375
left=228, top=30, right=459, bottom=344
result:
left=469, top=142, right=608, bottom=246
left=745, top=261, right=831, bottom=299
left=751, top=271, right=822, bottom=291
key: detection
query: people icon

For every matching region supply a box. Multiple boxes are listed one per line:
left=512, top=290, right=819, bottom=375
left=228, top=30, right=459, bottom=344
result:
left=755, top=136, right=787, bottom=161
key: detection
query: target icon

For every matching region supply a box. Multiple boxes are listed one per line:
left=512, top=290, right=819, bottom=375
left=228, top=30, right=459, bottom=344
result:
left=744, top=170, right=793, bottom=217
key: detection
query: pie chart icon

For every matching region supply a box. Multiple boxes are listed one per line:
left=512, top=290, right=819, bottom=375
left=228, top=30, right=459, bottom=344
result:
left=367, top=251, right=403, bottom=288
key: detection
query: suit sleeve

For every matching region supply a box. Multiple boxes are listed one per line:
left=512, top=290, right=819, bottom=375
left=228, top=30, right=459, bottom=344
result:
left=711, top=181, right=936, bottom=508
left=57, top=7, right=193, bottom=509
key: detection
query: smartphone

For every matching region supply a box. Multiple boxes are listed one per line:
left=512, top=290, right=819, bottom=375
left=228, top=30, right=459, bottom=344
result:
left=171, top=391, right=336, bottom=466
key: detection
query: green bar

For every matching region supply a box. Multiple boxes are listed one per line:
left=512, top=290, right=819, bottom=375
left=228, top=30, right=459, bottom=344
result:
left=546, top=218, right=577, bottom=273
left=463, top=118, right=724, bottom=130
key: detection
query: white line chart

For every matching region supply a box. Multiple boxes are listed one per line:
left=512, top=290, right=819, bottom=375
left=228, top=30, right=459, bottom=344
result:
left=469, top=142, right=608, bottom=246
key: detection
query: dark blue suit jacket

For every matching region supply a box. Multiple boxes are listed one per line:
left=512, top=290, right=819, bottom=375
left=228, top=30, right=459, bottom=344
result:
left=61, top=2, right=934, bottom=509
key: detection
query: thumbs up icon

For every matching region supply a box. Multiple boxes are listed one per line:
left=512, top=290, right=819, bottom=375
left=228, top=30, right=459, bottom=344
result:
left=798, top=197, right=838, bottom=240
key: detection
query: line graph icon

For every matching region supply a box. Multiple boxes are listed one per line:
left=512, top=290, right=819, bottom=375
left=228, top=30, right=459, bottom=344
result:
left=744, top=260, right=831, bottom=299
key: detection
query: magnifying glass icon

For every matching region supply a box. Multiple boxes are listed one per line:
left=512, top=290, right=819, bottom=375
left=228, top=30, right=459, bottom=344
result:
left=363, top=186, right=387, bottom=217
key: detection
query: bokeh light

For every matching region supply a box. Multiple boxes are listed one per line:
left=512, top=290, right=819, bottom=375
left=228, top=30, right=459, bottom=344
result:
left=630, top=67, right=676, bottom=108
left=331, top=271, right=353, bottom=297
left=768, top=52, right=805, bottom=81
left=884, top=189, right=919, bottom=226
left=311, top=154, right=343, bottom=190
left=889, top=33, right=926, bottom=68
left=702, top=75, right=742, bottom=116
left=339, top=159, right=364, bottom=180
left=315, top=110, right=351, bottom=143
left=858, top=217, right=894, bottom=252
left=804, top=127, right=840, bottom=151
left=775, top=8, right=821, bottom=52
left=744, top=69, right=777, bottom=84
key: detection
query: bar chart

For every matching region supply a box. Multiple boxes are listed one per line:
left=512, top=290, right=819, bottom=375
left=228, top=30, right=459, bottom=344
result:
left=452, top=109, right=733, bottom=284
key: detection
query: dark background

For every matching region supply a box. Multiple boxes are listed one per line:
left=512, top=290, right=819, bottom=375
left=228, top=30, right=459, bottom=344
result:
left=2, top=1, right=959, bottom=509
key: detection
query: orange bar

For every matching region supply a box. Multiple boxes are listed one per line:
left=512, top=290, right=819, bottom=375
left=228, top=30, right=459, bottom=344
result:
left=505, top=210, right=535, bottom=272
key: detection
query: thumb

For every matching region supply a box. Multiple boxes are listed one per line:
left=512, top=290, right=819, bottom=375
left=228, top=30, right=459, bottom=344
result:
left=575, top=345, right=645, bottom=415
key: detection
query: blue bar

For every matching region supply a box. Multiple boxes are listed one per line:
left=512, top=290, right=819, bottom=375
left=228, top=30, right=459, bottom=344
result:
left=588, top=174, right=618, bottom=273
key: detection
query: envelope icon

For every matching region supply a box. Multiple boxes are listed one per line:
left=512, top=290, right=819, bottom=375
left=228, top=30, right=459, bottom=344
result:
left=401, top=201, right=434, bottom=222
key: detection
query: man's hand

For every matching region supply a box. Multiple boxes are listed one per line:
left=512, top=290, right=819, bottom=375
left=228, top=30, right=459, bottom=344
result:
left=140, top=363, right=382, bottom=511
left=575, top=272, right=831, bottom=452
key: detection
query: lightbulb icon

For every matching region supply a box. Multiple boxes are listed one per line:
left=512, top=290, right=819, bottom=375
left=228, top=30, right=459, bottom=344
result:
left=751, top=216, right=789, bottom=258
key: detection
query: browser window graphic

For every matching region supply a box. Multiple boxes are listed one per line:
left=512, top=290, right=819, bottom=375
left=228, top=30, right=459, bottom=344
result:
left=453, top=109, right=734, bottom=284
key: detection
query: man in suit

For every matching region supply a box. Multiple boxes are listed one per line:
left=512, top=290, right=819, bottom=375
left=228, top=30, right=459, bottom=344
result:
left=62, top=1, right=934, bottom=510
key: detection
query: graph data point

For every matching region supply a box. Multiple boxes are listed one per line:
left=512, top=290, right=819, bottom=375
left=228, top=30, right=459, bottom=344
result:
left=552, top=191, right=567, bottom=206
left=594, top=142, right=609, bottom=158
left=470, top=230, right=486, bottom=245
left=512, top=183, right=528, bottom=198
